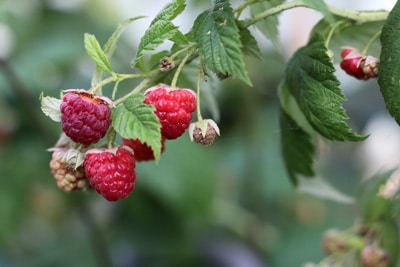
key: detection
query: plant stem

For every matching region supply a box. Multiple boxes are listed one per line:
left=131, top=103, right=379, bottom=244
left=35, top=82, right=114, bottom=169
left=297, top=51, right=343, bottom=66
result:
left=113, top=72, right=157, bottom=106
left=361, top=30, right=382, bottom=55
left=170, top=48, right=196, bottom=89
left=241, top=0, right=388, bottom=28
left=196, top=66, right=203, bottom=121
left=89, top=72, right=153, bottom=95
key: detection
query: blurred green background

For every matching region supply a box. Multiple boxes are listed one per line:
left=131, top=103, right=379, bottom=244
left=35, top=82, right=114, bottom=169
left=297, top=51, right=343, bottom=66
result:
left=0, top=1, right=392, bottom=267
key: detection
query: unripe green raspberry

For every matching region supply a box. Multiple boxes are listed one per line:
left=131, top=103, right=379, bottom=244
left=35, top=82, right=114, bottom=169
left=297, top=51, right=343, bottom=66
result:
left=50, top=149, right=88, bottom=192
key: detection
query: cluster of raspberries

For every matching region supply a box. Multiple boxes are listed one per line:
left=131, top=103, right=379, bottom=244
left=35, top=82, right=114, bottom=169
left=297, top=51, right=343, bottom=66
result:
left=49, top=84, right=218, bottom=201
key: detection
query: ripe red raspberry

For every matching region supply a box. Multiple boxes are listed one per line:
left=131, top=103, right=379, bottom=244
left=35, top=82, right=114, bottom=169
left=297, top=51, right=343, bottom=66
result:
left=340, top=47, right=379, bottom=80
left=144, top=84, right=196, bottom=139
left=122, top=137, right=166, bottom=162
left=60, top=90, right=112, bottom=146
left=50, top=149, right=88, bottom=192
left=340, top=47, right=365, bottom=79
left=84, top=146, right=136, bottom=201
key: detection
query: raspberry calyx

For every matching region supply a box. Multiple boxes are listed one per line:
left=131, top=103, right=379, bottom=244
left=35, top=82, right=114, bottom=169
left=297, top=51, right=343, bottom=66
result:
left=189, top=119, right=220, bottom=146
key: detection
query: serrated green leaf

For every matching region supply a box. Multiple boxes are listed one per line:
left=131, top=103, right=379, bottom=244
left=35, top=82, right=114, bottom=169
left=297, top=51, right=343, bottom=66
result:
left=286, top=34, right=367, bottom=141
left=84, top=33, right=112, bottom=74
left=378, top=1, right=400, bottom=126
left=192, top=0, right=252, bottom=86
left=112, top=94, right=162, bottom=161
left=132, top=0, right=186, bottom=67
left=133, top=20, right=179, bottom=67
left=238, top=26, right=262, bottom=59
left=250, top=0, right=283, bottom=51
left=151, top=0, right=186, bottom=26
left=40, top=93, right=62, bottom=122
left=170, top=30, right=189, bottom=45
left=92, top=16, right=146, bottom=87
left=280, top=106, right=315, bottom=186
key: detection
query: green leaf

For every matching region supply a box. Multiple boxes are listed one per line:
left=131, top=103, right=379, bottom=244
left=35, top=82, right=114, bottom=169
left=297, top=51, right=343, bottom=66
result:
left=84, top=33, right=112, bottom=74
left=279, top=106, right=315, bottom=186
left=39, top=92, right=62, bottom=122
left=132, top=0, right=186, bottom=67
left=112, top=94, right=162, bottom=161
left=150, top=0, right=186, bottom=25
left=238, top=26, right=262, bottom=59
left=378, top=1, right=400, bottom=126
left=169, top=30, right=189, bottom=45
left=285, top=34, right=367, bottom=141
left=192, top=0, right=252, bottom=86
left=297, top=176, right=355, bottom=204
left=92, top=16, right=146, bottom=86
left=133, top=21, right=179, bottom=67
left=250, top=0, right=283, bottom=51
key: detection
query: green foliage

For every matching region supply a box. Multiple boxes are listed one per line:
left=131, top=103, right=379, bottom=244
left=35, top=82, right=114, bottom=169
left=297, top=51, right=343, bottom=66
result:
left=378, top=0, right=400, bottom=126
left=238, top=26, right=262, bottom=59
left=111, top=94, right=162, bottom=161
left=249, top=0, right=283, bottom=51
left=285, top=34, right=367, bottom=142
left=360, top=172, right=399, bottom=266
left=92, top=16, right=146, bottom=85
left=192, top=0, right=252, bottom=86
left=84, top=33, right=112, bottom=74
left=132, top=0, right=187, bottom=67
left=279, top=107, right=315, bottom=185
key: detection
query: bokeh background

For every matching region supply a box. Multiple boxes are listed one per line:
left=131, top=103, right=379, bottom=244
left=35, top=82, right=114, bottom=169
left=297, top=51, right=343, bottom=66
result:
left=0, top=0, right=398, bottom=266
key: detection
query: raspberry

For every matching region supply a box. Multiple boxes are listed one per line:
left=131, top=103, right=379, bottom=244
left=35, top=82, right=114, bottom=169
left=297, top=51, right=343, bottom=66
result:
left=60, top=90, right=112, bottom=146
left=189, top=119, right=220, bottom=146
left=340, top=47, right=365, bottom=79
left=122, top=137, right=166, bottom=162
left=340, top=47, right=379, bottom=80
left=144, top=84, right=197, bottom=139
left=84, top=146, right=136, bottom=201
left=50, top=149, right=88, bottom=192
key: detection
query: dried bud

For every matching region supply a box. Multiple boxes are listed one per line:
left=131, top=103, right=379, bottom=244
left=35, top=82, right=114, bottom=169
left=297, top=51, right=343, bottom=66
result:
left=159, top=57, right=175, bottom=72
left=189, top=119, right=220, bottom=146
left=322, top=229, right=350, bottom=255
left=361, top=245, right=390, bottom=267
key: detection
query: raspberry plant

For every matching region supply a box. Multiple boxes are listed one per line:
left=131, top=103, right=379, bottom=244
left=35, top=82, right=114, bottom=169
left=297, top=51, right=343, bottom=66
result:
left=39, top=0, right=400, bottom=265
